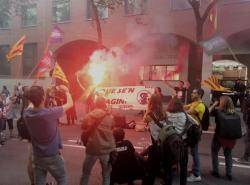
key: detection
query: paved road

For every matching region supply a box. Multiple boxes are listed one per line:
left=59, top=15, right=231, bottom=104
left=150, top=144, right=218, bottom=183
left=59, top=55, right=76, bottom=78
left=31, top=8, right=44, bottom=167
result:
left=0, top=118, right=249, bottom=185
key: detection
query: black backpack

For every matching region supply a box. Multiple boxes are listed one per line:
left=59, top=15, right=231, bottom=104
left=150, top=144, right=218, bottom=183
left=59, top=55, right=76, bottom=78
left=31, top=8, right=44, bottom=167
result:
left=217, top=111, right=242, bottom=139
left=199, top=103, right=210, bottom=131
left=183, top=113, right=201, bottom=148
left=17, top=117, right=31, bottom=140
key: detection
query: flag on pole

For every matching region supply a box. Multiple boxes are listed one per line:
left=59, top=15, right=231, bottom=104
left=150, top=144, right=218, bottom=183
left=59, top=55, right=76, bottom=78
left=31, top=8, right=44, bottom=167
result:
left=37, top=51, right=53, bottom=77
left=201, top=35, right=228, bottom=55
left=49, top=26, right=63, bottom=44
left=52, top=62, right=69, bottom=84
left=202, top=76, right=231, bottom=92
left=6, top=35, right=26, bottom=61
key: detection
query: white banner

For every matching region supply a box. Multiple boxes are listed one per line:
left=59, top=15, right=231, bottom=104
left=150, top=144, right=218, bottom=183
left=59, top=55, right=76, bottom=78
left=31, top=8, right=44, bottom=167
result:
left=95, top=86, right=154, bottom=110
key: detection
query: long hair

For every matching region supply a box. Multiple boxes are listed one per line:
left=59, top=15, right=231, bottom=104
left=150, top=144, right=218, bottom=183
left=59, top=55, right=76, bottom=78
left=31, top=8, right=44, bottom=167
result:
left=219, top=96, right=235, bottom=114
left=167, top=97, right=184, bottom=113
left=147, top=94, right=165, bottom=120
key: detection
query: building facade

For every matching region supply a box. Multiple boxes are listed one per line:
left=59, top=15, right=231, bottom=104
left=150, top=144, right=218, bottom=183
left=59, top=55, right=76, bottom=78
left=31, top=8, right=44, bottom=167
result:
left=0, top=0, right=250, bottom=95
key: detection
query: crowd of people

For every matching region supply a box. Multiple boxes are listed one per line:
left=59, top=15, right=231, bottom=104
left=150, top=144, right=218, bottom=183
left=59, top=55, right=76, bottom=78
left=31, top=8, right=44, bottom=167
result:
left=0, top=79, right=250, bottom=185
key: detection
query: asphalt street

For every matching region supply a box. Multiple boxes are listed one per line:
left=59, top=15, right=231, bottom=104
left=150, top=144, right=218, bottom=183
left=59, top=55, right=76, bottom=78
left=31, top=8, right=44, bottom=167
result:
left=0, top=114, right=249, bottom=185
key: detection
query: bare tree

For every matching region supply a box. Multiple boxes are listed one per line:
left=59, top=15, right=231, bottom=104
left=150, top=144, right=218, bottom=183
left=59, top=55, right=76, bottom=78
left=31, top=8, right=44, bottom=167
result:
left=89, top=0, right=125, bottom=47
left=188, top=0, right=219, bottom=42
left=187, top=0, right=220, bottom=89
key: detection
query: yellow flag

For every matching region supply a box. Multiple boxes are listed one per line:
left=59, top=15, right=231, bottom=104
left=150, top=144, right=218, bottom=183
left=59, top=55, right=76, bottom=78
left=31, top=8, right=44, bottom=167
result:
left=52, top=62, right=69, bottom=84
left=6, top=35, right=26, bottom=61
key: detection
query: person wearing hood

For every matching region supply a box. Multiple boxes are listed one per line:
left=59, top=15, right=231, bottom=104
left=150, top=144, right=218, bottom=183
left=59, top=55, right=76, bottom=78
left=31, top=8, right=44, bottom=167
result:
left=24, top=85, right=73, bottom=185
left=80, top=96, right=115, bottom=185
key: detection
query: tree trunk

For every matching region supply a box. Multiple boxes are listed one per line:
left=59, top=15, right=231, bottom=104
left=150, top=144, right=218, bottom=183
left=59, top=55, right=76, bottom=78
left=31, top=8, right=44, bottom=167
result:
left=91, top=0, right=103, bottom=47
left=196, top=20, right=204, bottom=42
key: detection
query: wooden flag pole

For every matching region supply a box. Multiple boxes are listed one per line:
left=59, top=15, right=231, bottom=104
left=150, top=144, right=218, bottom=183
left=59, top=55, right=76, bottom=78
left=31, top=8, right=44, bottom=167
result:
left=227, top=46, right=240, bottom=63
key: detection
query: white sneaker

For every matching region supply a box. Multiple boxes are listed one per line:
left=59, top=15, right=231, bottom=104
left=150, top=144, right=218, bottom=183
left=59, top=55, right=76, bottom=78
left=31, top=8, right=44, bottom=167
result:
left=187, top=174, right=202, bottom=182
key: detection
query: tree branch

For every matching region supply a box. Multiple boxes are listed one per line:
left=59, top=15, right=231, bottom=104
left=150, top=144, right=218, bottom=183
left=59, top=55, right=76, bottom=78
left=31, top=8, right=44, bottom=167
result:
left=91, top=0, right=103, bottom=46
left=188, top=0, right=202, bottom=21
left=201, top=0, right=219, bottom=23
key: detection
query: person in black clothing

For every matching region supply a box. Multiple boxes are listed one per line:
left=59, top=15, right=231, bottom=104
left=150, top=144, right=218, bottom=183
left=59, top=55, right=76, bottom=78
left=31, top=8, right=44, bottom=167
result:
left=233, top=79, right=246, bottom=109
left=111, top=128, right=145, bottom=185
left=238, top=91, right=250, bottom=163
left=165, top=80, right=190, bottom=104
left=0, top=96, right=5, bottom=146
left=66, top=103, right=77, bottom=125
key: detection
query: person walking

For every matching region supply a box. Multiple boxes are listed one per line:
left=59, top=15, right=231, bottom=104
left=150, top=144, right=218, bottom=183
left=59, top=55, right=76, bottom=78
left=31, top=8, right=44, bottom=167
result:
left=80, top=96, right=115, bottom=185
left=209, top=96, right=237, bottom=181
left=24, top=85, right=73, bottom=185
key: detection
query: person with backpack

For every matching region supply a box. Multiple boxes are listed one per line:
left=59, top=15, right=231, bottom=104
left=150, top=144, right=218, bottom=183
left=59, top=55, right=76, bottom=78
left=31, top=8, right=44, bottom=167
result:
left=184, top=88, right=205, bottom=182
left=143, top=94, right=166, bottom=185
left=80, top=96, right=116, bottom=185
left=165, top=97, right=188, bottom=185
left=209, top=96, right=238, bottom=181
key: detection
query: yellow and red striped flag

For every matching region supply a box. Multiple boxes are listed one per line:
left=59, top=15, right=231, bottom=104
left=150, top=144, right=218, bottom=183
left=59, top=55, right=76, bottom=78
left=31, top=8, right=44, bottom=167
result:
left=6, top=35, right=26, bottom=61
left=52, top=62, right=69, bottom=84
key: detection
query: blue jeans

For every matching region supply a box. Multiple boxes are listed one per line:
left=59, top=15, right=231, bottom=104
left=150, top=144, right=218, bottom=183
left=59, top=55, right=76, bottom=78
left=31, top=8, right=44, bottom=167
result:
left=211, top=135, right=233, bottom=176
left=33, top=154, right=67, bottom=185
left=190, top=143, right=200, bottom=177
left=80, top=154, right=111, bottom=185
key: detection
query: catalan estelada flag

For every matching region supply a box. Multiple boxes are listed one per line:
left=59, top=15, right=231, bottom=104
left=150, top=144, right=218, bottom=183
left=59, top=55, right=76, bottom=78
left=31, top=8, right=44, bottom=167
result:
left=6, top=35, right=26, bottom=61
left=202, top=76, right=231, bottom=92
left=52, top=62, right=69, bottom=84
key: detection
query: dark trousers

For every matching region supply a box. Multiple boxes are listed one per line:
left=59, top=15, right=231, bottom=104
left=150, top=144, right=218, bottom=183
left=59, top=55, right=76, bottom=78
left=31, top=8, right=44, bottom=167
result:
left=211, top=135, right=233, bottom=176
left=243, top=125, right=250, bottom=160
left=3, top=119, right=14, bottom=130
left=233, top=93, right=244, bottom=110
left=0, top=119, right=4, bottom=144
left=164, top=143, right=188, bottom=185
left=141, top=145, right=161, bottom=185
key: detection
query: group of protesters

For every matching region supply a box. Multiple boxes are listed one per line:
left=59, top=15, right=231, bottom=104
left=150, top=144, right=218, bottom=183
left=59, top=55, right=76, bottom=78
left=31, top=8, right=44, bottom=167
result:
left=0, top=79, right=250, bottom=185
left=0, top=83, right=23, bottom=145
